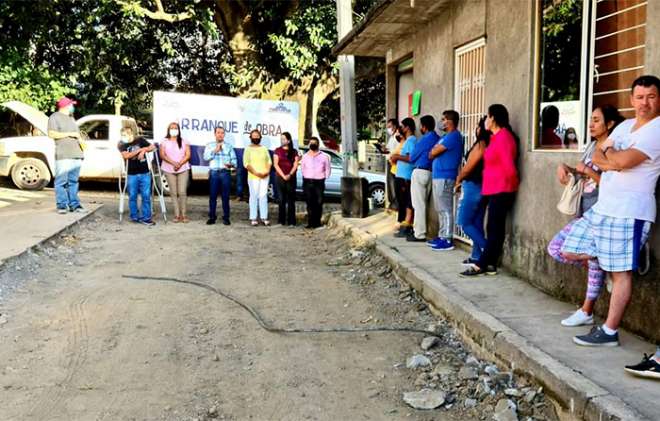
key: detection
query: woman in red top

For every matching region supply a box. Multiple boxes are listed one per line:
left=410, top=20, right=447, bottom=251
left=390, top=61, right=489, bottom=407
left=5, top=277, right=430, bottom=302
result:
left=273, top=132, right=300, bottom=226
left=461, top=104, right=519, bottom=277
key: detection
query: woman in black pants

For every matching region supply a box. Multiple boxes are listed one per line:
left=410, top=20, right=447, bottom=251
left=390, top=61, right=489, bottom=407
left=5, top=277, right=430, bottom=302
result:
left=300, top=137, right=331, bottom=228
left=461, top=104, right=520, bottom=277
left=273, top=132, right=300, bottom=225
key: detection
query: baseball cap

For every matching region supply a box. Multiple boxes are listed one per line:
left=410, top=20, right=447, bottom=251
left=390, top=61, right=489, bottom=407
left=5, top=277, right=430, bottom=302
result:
left=56, top=97, right=78, bottom=109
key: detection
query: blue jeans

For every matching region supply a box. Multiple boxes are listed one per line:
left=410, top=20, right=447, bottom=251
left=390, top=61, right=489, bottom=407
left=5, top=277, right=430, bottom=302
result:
left=54, top=159, right=82, bottom=210
left=209, top=169, right=231, bottom=221
left=235, top=148, right=246, bottom=198
left=127, top=172, right=152, bottom=221
left=457, top=180, right=487, bottom=260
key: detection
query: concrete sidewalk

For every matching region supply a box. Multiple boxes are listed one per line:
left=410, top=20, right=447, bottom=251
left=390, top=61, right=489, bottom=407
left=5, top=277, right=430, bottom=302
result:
left=0, top=188, right=102, bottom=266
left=330, top=211, right=660, bottom=421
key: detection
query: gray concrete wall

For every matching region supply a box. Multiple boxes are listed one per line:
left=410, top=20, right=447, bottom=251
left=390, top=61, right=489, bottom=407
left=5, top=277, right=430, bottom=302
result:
left=380, top=0, right=660, bottom=341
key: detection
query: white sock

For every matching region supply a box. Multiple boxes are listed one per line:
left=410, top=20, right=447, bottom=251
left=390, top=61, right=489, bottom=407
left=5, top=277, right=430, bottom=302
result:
left=601, top=324, right=617, bottom=336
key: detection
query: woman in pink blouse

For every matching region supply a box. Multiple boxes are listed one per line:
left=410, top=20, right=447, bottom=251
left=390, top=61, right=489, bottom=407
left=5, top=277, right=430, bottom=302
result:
left=159, top=122, right=191, bottom=222
left=461, top=104, right=519, bottom=277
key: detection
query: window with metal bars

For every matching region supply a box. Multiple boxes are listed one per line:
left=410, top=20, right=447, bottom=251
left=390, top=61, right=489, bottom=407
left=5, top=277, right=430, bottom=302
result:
left=534, top=0, right=647, bottom=151
left=453, top=38, right=486, bottom=244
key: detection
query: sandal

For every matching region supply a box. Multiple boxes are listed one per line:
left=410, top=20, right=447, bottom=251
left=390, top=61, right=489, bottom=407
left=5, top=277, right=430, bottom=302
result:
left=173, top=215, right=182, bottom=223
left=181, top=216, right=190, bottom=223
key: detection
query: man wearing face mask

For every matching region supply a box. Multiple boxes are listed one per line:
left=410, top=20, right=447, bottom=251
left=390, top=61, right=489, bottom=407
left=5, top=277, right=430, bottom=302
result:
left=300, top=137, right=331, bottom=228
left=407, top=115, right=439, bottom=242
left=117, top=127, right=156, bottom=225
left=47, top=97, right=86, bottom=214
left=384, top=119, right=400, bottom=209
left=427, top=110, right=463, bottom=251
left=204, top=126, right=236, bottom=225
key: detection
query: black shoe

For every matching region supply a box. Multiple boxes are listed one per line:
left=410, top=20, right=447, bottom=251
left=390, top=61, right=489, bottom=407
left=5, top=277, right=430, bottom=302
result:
left=406, top=234, right=427, bottom=242
left=206, top=218, right=216, bottom=225
left=222, top=219, right=230, bottom=226
left=394, top=226, right=412, bottom=238
left=460, top=265, right=497, bottom=277
left=624, top=354, right=660, bottom=379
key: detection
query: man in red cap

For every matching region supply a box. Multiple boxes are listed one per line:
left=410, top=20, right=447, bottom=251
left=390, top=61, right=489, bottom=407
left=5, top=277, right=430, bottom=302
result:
left=47, top=97, right=86, bottom=214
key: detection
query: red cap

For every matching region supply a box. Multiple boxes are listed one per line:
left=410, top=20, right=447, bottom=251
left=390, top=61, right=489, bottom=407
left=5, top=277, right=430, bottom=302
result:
left=56, top=97, right=78, bottom=109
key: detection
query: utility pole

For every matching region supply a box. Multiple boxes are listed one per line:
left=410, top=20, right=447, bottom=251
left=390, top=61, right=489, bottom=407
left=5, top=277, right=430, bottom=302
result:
left=336, top=0, right=358, bottom=177
left=337, top=0, right=366, bottom=217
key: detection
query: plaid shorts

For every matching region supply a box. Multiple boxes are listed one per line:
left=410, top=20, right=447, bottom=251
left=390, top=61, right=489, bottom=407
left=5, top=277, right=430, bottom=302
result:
left=560, top=209, right=651, bottom=272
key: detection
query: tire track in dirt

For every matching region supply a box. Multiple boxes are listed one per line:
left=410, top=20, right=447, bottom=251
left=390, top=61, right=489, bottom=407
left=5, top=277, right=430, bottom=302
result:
left=27, top=291, right=93, bottom=420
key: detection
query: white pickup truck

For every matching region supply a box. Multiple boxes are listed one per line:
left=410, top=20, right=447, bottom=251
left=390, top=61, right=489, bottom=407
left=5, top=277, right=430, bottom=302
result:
left=0, top=101, right=139, bottom=190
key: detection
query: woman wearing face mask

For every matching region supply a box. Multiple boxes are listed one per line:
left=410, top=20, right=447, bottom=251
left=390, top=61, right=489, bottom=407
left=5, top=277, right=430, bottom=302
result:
left=548, top=105, right=624, bottom=327
left=159, top=122, right=191, bottom=222
left=454, top=116, right=490, bottom=266
left=243, top=129, right=272, bottom=226
left=300, top=137, right=331, bottom=228
left=273, top=132, right=300, bottom=226
left=461, top=104, right=519, bottom=277
left=563, top=127, right=579, bottom=149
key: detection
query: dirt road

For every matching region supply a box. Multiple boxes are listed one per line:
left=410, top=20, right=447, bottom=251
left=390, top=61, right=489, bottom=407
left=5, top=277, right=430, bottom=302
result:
left=0, top=198, right=556, bottom=421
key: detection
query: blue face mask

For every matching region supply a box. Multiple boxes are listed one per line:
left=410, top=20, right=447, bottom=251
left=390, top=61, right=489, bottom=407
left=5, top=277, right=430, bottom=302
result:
left=68, top=105, right=75, bottom=115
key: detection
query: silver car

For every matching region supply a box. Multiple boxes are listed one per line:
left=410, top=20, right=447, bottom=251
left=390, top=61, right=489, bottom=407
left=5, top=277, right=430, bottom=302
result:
left=268, top=148, right=386, bottom=207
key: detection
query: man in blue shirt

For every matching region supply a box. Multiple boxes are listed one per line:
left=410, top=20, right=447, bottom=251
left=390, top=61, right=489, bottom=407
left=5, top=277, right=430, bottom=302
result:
left=427, top=110, right=463, bottom=251
left=391, top=118, right=417, bottom=238
left=204, top=126, right=237, bottom=225
left=407, top=115, right=439, bottom=242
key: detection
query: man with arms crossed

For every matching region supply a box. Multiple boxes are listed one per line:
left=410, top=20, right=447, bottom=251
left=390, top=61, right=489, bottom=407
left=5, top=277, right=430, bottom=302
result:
left=560, top=75, right=660, bottom=347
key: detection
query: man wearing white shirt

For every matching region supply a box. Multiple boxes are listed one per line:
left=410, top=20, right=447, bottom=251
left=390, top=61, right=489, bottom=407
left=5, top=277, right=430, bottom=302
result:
left=385, top=118, right=400, bottom=209
left=560, top=75, right=660, bottom=347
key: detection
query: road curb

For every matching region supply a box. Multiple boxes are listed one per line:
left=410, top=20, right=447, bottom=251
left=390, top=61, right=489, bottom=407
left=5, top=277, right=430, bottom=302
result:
left=328, top=212, right=647, bottom=421
left=0, top=204, right=103, bottom=269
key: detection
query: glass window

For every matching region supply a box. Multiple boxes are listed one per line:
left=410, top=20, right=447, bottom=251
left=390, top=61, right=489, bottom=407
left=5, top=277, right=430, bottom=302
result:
left=79, top=120, right=110, bottom=141
left=535, top=0, right=648, bottom=151
left=537, top=0, right=586, bottom=150
left=328, top=152, right=342, bottom=167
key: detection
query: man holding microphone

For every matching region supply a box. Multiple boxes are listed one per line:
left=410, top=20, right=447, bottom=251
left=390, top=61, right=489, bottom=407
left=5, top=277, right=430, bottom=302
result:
left=204, top=126, right=237, bottom=225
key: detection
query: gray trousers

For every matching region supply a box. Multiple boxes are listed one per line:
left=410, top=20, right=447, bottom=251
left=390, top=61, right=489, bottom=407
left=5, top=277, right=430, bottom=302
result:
left=432, top=178, right=455, bottom=239
left=411, top=169, right=432, bottom=239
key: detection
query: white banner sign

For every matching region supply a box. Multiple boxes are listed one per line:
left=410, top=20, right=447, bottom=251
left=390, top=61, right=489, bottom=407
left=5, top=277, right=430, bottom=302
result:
left=153, top=91, right=300, bottom=154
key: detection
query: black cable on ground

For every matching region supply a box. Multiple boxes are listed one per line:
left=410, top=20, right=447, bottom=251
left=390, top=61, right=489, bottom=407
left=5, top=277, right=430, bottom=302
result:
left=122, top=274, right=437, bottom=336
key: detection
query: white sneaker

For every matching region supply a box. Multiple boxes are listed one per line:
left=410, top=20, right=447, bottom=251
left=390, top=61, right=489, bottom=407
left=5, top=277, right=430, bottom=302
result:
left=561, top=309, right=594, bottom=327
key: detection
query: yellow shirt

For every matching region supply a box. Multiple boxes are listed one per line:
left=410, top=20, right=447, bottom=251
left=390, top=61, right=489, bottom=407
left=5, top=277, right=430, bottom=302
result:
left=243, top=145, right=272, bottom=180
left=390, top=141, right=404, bottom=175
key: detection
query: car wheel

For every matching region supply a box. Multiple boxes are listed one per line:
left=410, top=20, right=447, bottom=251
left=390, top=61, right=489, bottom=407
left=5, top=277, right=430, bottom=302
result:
left=369, top=183, right=386, bottom=208
left=11, top=158, right=51, bottom=190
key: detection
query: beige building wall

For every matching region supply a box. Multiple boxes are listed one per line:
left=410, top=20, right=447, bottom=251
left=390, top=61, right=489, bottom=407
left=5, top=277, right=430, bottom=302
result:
left=380, top=0, right=660, bottom=341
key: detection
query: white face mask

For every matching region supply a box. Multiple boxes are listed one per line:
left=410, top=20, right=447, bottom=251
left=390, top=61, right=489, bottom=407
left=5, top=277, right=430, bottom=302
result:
left=386, top=128, right=393, bottom=136
left=169, top=129, right=179, bottom=137
left=120, top=135, right=130, bottom=143
left=567, top=133, right=576, bottom=140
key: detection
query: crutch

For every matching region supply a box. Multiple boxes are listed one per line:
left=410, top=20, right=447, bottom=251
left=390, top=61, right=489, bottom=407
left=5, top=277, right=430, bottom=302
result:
left=118, top=158, right=128, bottom=222
left=147, top=150, right=168, bottom=222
